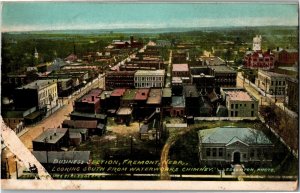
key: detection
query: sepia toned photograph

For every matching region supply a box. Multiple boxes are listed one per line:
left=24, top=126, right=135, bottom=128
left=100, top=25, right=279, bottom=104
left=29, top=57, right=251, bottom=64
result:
left=0, top=1, right=299, bottom=191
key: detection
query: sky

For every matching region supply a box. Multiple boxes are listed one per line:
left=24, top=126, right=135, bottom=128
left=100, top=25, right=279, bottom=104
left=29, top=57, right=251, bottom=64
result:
left=1, top=2, right=299, bottom=32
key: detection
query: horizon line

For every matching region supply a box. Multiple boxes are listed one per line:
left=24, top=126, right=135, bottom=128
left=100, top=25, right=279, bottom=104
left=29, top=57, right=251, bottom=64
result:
left=2, top=25, right=298, bottom=33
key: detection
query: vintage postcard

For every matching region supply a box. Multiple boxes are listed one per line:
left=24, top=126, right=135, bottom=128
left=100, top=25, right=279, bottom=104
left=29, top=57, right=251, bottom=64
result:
left=1, top=1, right=299, bottom=191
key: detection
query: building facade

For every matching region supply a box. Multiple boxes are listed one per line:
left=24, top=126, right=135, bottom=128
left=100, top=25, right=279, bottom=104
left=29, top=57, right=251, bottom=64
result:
left=134, top=70, right=165, bottom=88
left=14, top=80, right=58, bottom=112
left=105, top=71, right=135, bottom=90
left=255, top=70, right=288, bottom=96
left=278, top=49, right=298, bottom=66
left=198, top=127, right=273, bottom=164
left=221, top=87, right=258, bottom=117
left=286, top=77, right=299, bottom=113
left=243, top=51, right=275, bottom=70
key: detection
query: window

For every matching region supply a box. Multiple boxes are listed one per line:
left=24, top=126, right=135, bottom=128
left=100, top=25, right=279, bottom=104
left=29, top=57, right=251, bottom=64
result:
left=283, top=81, right=285, bottom=86
left=235, top=104, right=238, bottom=109
left=212, top=148, right=217, bottom=157
left=243, top=154, right=247, bottom=159
left=231, top=104, right=234, bottom=109
left=250, top=149, right=255, bottom=157
left=257, top=149, right=262, bottom=158
left=240, top=104, right=242, bottom=107
left=244, top=104, right=246, bottom=107
left=218, top=148, right=223, bottom=157
left=206, top=148, right=211, bottom=156
left=251, top=104, right=254, bottom=109
left=271, top=81, right=274, bottom=86
left=235, top=111, right=238, bottom=116
left=231, top=111, right=234, bottom=117
left=251, top=111, right=254, bottom=116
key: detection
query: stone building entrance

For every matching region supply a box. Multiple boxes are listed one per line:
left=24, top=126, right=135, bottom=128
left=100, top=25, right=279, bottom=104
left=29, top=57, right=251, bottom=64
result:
left=233, top=152, right=241, bottom=163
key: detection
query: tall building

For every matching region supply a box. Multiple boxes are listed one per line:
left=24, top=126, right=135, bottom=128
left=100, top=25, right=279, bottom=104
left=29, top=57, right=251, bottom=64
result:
left=14, top=80, right=58, bottom=112
left=253, top=35, right=262, bottom=51
left=134, top=70, right=165, bottom=88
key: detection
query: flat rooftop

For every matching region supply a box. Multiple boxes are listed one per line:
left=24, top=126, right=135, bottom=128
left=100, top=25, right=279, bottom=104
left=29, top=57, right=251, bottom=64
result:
left=111, top=88, right=126, bottom=97
left=172, top=64, right=189, bottom=72
left=63, top=120, right=98, bottom=129
left=99, top=91, right=113, bottom=100
left=135, top=89, right=150, bottom=100
left=209, top=65, right=236, bottom=73
left=18, top=79, right=56, bottom=90
left=122, top=89, right=138, bottom=100
left=225, top=90, right=253, bottom=101
left=135, top=69, right=165, bottom=76
left=116, top=107, right=132, bottom=115
left=259, top=70, right=289, bottom=78
left=33, top=128, right=68, bottom=144
left=162, top=88, right=172, bottom=98
left=147, top=89, right=162, bottom=105
left=77, top=89, right=102, bottom=104
left=171, top=96, right=185, bottom=108
left=183, top=85, right=199, bottom=98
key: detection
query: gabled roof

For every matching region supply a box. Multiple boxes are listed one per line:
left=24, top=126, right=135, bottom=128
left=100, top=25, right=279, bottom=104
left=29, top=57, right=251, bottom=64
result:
left=225, top=136, right=249, bottom=146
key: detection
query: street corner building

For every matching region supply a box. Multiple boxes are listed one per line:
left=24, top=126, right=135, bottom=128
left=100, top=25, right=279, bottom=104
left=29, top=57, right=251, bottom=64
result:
left=198, top=127, right=274, bottom=165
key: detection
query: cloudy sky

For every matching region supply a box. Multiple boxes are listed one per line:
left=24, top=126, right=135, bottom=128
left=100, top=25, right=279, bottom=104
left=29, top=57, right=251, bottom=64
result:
left=2, top=2, right=298, bottom=32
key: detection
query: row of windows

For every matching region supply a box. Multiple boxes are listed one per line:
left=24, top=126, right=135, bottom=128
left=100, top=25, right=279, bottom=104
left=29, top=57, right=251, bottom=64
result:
left=39, top=86, right=57, bottom=99
left=206, top=148, right=223, bottom=157
left=230, top=103, right=255, bottom=109
left=230, top=111, right=255, bottom=117
left=135, top=83, right=163, bottom=88
left=135, top=76, right=163, bottom=81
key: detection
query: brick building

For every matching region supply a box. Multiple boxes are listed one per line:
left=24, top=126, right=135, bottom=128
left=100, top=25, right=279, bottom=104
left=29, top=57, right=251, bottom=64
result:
left=74, top=89, right=102, bottom=114
left=105, top=71, right=135, bottom=90
left=243, top=51, right=275, bottom=70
